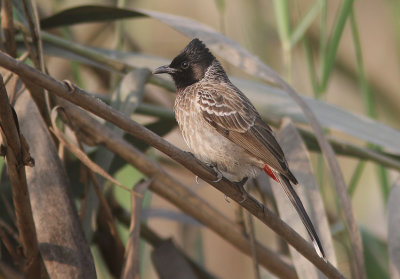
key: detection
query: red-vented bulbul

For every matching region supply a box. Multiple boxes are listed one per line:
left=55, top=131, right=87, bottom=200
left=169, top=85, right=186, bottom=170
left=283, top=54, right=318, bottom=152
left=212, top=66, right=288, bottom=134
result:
left=153, top=38, right=326, bottom=259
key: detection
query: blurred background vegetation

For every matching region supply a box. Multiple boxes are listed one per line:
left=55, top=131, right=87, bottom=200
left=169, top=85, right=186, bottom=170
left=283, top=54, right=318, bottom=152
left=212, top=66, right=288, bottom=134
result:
left=1, top=0, right=400, bottom=278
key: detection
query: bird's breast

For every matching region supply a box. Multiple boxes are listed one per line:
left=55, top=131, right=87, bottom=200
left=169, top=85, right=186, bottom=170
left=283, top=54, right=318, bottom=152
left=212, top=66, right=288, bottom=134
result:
left=174, top=87, right=262, bottom=181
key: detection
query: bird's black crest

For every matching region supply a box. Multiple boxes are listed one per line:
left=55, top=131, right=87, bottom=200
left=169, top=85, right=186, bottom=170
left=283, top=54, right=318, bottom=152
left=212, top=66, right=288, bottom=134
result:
left=170, top=38, right=215, bottom=70
left=180, top=39, right=215, bottom=63
left=167, top=38, right=217, bottom=89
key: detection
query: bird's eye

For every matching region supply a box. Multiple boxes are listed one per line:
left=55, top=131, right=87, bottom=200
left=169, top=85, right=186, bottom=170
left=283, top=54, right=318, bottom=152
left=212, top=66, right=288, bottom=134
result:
left=181, top=61, right=189, bottom=69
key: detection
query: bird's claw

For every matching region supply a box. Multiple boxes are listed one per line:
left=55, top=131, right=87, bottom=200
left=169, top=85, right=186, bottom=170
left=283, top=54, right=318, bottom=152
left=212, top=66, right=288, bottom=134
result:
left=207, top=163, right=223, bottom=183
left=238, top=192, right=248, bottom=203
left=234, top=177, right=249, bottom=203
left=212, top=171, right=223, bottom=183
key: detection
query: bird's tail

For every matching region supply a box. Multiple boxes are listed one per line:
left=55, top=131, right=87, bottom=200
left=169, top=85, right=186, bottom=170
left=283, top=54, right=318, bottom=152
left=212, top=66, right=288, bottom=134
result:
left=271, top=170, right=326, bottom=260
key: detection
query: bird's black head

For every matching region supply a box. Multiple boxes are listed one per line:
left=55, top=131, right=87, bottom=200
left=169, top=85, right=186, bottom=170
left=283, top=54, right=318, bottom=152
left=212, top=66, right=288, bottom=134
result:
left=153, top=38, right=216, bottom=89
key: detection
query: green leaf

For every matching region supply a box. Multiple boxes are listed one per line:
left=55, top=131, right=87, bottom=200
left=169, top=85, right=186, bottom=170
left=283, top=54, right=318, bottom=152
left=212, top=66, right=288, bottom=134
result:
left=40, top=5, right=145, bottom=29
left=273, top=0, right=291, bottom=48
left=347, top=161, right=366, bottom=197
left=361, top=228, right=389, bottom=279
left=320, top=0, right=354, bottom=92
left=290, top=1, right=322, bottom=48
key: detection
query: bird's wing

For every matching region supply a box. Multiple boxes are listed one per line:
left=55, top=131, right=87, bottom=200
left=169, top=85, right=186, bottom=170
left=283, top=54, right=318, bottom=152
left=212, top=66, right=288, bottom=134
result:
left=197, top=83, right=294, bottom=181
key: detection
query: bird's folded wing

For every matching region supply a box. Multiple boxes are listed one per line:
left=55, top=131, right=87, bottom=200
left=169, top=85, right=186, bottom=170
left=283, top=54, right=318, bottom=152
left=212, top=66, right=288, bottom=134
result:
left=197, top=84, right=291, bottom=177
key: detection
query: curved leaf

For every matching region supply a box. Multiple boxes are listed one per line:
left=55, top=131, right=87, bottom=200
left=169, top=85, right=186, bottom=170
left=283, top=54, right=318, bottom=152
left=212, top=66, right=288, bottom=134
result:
left=273, top=119, right=336, bottom=278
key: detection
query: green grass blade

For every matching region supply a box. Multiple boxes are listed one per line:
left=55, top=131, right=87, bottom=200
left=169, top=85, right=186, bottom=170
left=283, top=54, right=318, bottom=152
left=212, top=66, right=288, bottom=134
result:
left=318, top=0, right=328, bottom=66
left=361, top=228, right=390, bottom=279
left=273, top=0, right=291, bottom=47
left=349, top=9, right=390, bottom=202
left=349, top=10, right=375, bottom=118
left=273, top=0, right=291, bottom=79
left=214, top=0, right=226, bottom=33
left=303, top=38, right=319, bottom=97
left=320, top=0, right=354, bottom=92
left=290, top=0, right=322, bottom=48
left=348, top=161, right=366, bottom=197
left=378, top=166, right=390, bottom=203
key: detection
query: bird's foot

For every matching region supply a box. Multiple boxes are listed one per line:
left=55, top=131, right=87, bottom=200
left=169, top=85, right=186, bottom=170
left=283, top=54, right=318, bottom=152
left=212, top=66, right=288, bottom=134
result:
left=234, top=177, right=249, bottom=203
left=207, top=163, right=223, bottom=183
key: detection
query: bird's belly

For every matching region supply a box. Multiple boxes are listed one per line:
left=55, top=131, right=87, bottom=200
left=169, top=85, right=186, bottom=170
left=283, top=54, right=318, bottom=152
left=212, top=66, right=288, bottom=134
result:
left=176, top=107, right=262, bottom=181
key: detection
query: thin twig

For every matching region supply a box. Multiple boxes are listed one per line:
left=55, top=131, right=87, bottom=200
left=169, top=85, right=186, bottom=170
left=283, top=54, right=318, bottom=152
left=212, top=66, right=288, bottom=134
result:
left=299, top=126, right=400, bottom=171
left=0, top=219, right=19, bottom=242
left=1, top=0, right=17, bottom=57
left=121, top=179, right=152, bottom=279
left=21, top=0, right=43, bottom=70
left=3, top=52, right=30, bottom=85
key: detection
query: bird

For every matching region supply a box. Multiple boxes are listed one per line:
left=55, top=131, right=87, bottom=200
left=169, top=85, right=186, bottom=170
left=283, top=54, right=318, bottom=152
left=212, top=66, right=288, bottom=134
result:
left=153, top=38, right=326, bottom=259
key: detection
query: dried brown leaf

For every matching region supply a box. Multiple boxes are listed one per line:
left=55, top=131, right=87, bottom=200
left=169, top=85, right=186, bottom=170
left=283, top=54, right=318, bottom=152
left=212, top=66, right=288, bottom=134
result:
left=50, top=107, right=130, bottom=192
left=121, top=179, right=152, bottom=279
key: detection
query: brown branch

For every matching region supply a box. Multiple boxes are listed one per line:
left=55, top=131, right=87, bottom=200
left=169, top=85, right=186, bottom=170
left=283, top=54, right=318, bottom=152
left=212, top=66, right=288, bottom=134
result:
left=304, top=133, right=400, bottom=171
left=1, top=0, right=17, bottom=57
left=0, top=75, right=42, bottom=278
left=21, top=0, right=43, bottom=70
left=0, top=52, right=345, bottom=278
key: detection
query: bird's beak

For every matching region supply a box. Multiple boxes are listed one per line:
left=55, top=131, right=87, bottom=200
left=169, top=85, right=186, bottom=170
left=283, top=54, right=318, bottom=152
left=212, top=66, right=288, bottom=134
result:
left=152, top=65, right=176, bottom=75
